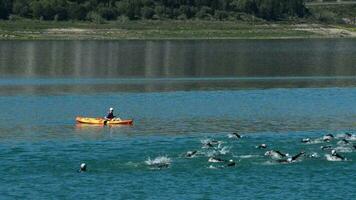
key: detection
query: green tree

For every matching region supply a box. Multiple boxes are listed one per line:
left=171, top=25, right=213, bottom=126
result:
left=285, top=0, right=307, bottom=17
left=195, top=6, right=213, bottom=19
left=116, top=0, right=142, bottom=20
left=214, top=10, right=229, bottom=20
left=257, top=0, right=283, bottom=20
left=13, top=0, right=31, bottom=17
left=179, top=5, right=195, bottom=19
left=97, top=4, right=117, bottom=20
left=141, top=6, right=155, bottom=19
left=233, top=0, right=257, bottom=14
left=0, top=0, right=310, bottom=21
left=68, top=2, right=87, bottom=20
left=0, top=0, right=12, bottom=19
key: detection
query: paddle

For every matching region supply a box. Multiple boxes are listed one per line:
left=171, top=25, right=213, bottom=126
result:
left=103, top=114, right=121, bottom=125
left=103, top=117, right=112, bottom=125
left=103, top=117, right=119, bottom=125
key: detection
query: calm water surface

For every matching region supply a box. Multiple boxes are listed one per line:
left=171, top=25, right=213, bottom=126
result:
left=0, top=39, right=356, bottom=199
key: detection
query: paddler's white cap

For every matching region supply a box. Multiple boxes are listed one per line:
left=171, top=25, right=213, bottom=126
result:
left=109, top=107, right=114, bottom=111
left=81, top=163, right=86, bottom=168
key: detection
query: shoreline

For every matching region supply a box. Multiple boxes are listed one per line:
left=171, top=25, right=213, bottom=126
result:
left=1, top=20, right=356, bottom=40
left=2, top=36, right=356, bottom=41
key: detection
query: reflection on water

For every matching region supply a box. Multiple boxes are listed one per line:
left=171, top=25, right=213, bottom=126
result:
left=1, top=39, right=356, bottom=93
left=1, top=39, right=356, bottom=78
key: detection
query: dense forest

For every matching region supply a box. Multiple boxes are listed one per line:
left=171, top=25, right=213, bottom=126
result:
left=0, top=0, right=308, bottom=21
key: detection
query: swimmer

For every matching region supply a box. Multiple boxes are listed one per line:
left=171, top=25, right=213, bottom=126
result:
left=79, top=163, right=87, bottom=172
left=185, top=150, right=198, bottom=158
left=256, top=144, right=267, bottom=149
left=323, top=134, right=334, bottom=142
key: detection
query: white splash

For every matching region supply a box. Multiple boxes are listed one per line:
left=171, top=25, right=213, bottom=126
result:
left=200, top=138, right=222, bottom=148
left=126, top=161, right=139, bottom=167
left=335, top=133, right=347, bottom=139
left=335, top=133, right=356, bottom=140
left=308, top=152, right=320, bottom=158
left=145, top=156, right=171, bottom=169
left=261, top=160, right=278, bottom=165
left=208, top=157, right=225, bottom=163
left=264, top=150, right=288, bottom=160
left=334, top=146, right=353, bottom=153
left=337, top=140, right=349, bottom=146
left=237, top=154, right=260, bottom=159
left=348, top=135, right=356, bottom=141
left=204, top=150, right=217, bottom=157
left=218, top=146, right=230, bottom=155
left=227, top=133, right=242, bottom=139
left=325, top=154, right=346, bottom=162
left=208, top=165, right=218, bottom=169
left=308, top=138, right=324, bottom=144
left=200, top=138, right=211, bottom=145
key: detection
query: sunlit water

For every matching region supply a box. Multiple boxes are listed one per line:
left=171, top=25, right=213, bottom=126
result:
left=1, top=40, right=356, bottom=199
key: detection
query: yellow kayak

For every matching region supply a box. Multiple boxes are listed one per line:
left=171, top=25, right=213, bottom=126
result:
left=76, top=116, right=133, bottom=125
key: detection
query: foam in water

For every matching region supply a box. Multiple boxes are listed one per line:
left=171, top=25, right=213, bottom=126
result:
left=325, top=154, right=346, bottom=162
left=309, top=138, right=324, bottom=144
left=227, top=133, right=242, bottom=139
left=200, top=138, right=223, bottom=149
left=126, top=161, right=139, bottom=168
left=208, top=157, right=225, bottom=163
left=183, top=150, right=198, bottom=158
left=208, top=165, right=218, bottom=169
left=335, top=133, right=347, bottom=139
left=218, top=146, right=230, bottom=155
left=145, top=156, right=171, bottom=169
left=334, top=146, right=353, bottom=153
left=236, top=155, right=261, bottom=159
left=204, top=150, right=215, bottom=157
left=348, top=136, right=356, bottom=141
left=335, top=133, right=356, bottom=141
left=307, top=152, right=320, bottom=158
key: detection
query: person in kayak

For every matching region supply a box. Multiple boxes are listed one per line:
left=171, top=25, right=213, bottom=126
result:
left=105, top=107, right=121, bottom=120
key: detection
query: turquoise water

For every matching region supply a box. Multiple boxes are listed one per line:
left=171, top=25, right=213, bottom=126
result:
left=0, top=83, right=356, bottom=199
left=1, top=39, right=356, bottom=199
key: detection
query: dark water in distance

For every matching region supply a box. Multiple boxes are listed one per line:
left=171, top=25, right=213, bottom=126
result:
left=0, top=40, right=356, bottom=199
left=1, top=39, right=356, bottom=94
left=1, top=39, right=356, bottom=78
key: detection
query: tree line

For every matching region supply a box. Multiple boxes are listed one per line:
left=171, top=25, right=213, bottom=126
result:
left=0, top=0, right=308, bottom=21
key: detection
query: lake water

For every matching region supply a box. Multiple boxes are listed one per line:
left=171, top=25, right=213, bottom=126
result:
left=0, top=39, right=356, bottom=199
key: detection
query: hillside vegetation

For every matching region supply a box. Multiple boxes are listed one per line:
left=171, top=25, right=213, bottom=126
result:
left=1, top=1, right=356, bottom=40
left=0, top=0, right=307, bottom=22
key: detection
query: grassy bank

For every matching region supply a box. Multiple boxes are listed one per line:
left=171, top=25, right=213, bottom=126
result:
left=0, top=19, right=355, bottom=40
